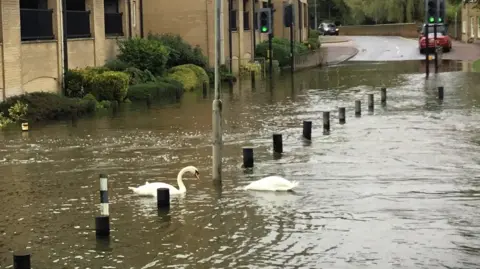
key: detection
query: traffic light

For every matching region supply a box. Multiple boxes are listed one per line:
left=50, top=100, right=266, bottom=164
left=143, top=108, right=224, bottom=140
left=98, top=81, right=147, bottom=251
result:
left=257, top=8, right=272, bottom=34
left=426, top=0, right=437, bottom=24
left=438, top=0, right=445, bottom=23
left=283, top=4, right=294, bottom=27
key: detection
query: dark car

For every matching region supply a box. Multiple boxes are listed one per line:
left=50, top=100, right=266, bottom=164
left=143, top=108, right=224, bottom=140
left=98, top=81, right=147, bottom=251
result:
left=318, top=23, right=339, bottom=36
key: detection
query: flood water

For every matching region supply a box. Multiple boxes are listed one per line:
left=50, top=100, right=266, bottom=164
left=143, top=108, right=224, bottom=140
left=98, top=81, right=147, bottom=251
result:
left=1, top=60, right=480, bottom=268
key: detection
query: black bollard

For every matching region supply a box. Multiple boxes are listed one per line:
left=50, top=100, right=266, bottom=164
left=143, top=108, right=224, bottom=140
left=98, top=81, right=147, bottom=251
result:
left=242, top=147, right=254, bottom=168
left=368, top=94, right=374, bottom=112
left=95, top=215, right=110, bottom=237
left=339, top=107, right=346, bottom=124
left=355, top=100, right=361, bottom=117
left=251, top=71, right=255, bottom=88
left=13, top=251, right=31, bottom=269
left=157, top=188, right=170, bottom=208
left=323, top=111, right=330, bottom=133
left=203, top=82, right=208, bottom=98
left=272, top=134, right=283, bottom=154
left=380, top=88, right=387, bottom=105
left=302, top=121, right=312, bottom=140
left=438, top=86, right=444, bottom=100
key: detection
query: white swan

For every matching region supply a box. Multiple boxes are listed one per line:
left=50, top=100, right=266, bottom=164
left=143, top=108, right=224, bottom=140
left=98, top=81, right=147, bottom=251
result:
left=243, top=176, right=299, bottom=192
left=128, top=166, right=200, bottom=196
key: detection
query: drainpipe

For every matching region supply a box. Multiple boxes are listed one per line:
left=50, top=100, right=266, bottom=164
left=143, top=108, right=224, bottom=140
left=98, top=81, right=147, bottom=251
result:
left=139, top=0, right=144, bottom=37
left=228, top=0, right=233, bottom=71
left=127, top=0, right=132, bottom=38
left=252, top=0, right=256, bottom=60
left=61, top=0, right=69, bottom=95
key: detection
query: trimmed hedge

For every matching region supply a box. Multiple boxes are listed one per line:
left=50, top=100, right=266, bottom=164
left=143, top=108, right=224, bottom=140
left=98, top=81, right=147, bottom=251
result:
left=0, top=92, right=95, bottom=122
left=91, top=71, right=130, bottom=102
left=65, top=68, right=130, bottom=101
left=127, top=81, right=183, bottom=101
left=167, top=64, right=209, bottom=91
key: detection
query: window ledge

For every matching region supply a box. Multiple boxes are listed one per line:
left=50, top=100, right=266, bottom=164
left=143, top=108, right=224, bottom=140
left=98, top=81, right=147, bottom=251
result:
left=22, top=39, right=57, bottom=44
left=106, top=35, right=125, bottom=39
left=68, top=37, right=95, bottom=41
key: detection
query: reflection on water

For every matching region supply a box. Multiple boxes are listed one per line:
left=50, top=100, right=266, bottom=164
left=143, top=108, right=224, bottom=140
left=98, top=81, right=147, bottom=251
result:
left=1, top=60, right=480, bottom=268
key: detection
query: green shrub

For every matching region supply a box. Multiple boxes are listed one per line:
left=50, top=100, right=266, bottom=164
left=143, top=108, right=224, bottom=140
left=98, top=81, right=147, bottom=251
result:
left=124, top=67, right=156, bottom=85
left=205, top=65, right=237, bottom=84
left=65, top=67, right=107, bottom=98
left=166, top=65, right=201, bottom=91
left=83, top=93, right=111, bottom=110
left=305, top=37, right=320, bottom=50
left=117, top=37, right=169, bottom=76
left=309, top=30, right=320, bottom=39
left=147, top=33, right=208, bottom=69
left=0, top=92, right=95, bottom=122
left=104, top=59, right=131, bottom=71
left=156, top=76, right=184, bottom=90
left=182, top=64, right=209, bottom=86
left=255, top=38, right=309, bottom=67
left=127, top=82, right=183, bottom=101
left=91, top=71, right=130, bottom=102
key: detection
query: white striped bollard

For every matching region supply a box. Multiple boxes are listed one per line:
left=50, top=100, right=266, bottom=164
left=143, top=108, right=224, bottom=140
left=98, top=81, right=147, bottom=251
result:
left=95, top=173, right=110, bottom=237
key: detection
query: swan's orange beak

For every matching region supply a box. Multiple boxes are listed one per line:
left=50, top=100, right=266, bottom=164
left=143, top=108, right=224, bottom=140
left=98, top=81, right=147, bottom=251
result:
left=195, top=171, right=200, bottom=180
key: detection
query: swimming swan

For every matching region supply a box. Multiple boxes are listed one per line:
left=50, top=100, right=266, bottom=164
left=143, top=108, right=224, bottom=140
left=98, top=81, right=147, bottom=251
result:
left=243, top=176, right=299, bottom=192
left=128, top=166, right=200, bottom=196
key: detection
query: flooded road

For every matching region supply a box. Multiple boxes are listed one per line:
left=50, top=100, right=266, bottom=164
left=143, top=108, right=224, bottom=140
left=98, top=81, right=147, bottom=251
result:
left=1, top=61, right=480, bottom=268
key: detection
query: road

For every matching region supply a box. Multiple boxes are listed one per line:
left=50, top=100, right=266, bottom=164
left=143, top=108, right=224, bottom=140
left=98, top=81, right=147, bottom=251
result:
left=326, top=36, right=480, bottom=62
left=349, top=36, right=424, bottom=61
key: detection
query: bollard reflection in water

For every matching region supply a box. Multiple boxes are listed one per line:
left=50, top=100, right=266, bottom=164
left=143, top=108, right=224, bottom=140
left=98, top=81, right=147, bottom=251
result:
left=95, top=236, right=112, bottom=252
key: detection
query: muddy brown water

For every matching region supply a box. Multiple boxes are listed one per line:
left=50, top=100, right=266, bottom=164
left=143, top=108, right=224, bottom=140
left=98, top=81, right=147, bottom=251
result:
left=1, top=60, right=480, bottom=268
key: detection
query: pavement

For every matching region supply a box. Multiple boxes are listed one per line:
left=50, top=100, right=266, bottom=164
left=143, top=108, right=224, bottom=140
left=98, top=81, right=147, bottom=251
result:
left=320, top=35, right=480, bottom=65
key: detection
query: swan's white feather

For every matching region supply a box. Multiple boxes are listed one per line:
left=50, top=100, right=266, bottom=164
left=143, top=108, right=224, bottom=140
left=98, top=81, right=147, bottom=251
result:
left=128, top=182, right=183, bottom=196
left=243, top=176, right=299, bottom=191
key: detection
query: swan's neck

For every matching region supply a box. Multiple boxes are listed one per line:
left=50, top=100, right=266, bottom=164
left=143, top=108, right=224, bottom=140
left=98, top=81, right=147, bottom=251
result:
left=176, top=167, right=188, bottom=192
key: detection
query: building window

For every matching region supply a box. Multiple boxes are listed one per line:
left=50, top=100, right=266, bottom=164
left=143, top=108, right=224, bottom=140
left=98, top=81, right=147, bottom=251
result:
left=244, top=11, right=250, bottom=30
left=477, top=16, right=480, bottom=38
left=471, top=16, right=475, bottom=38
left=66, top=0, right=91, bottom=38
left=104, top=0, right=124, bottom=36
left=20, top=0, right=55, bottom=41
left=463, top=20, right=466, bottom=33
left=230, top=10, right=238, bottom=31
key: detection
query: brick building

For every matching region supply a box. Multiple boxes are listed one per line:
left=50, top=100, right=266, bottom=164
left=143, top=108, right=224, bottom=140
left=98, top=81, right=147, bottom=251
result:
left=461, top=0, right=480, bottom=42
left=0, top=0, right=307, bottom=101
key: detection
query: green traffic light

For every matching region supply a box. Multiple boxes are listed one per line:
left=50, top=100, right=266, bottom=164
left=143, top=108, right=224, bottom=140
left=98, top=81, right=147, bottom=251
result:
left=429, top=17, right=434, bottom=23
left=438, top=17, right=443, bottom=22
left=261, top=26, right=268, bottom=32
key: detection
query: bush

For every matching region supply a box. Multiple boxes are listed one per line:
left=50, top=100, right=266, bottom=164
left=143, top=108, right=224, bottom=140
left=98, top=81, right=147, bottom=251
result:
left=91, top=71, right=130, bottom=102
left=104, top=59, right=131, bottom=71
left=205, top=65, right=237, bottom=84
left=305, top=37, right=320, bottom=50
left=117, top=37, right=169, bottom=76
left=0, top=92, right=95, bottom=122
left=255, top=38, right=309, bottom=67
left=181, top=64, right=209, bottom=87
left=147, top=33, right=208, bottom=69
left=127, top=81, right=183, bottom=102
left=124, top=67, right=156, bottom=85
left=65, top=67, right=108, bottom=98
left=309, top=30, right=320, bottom=39
left=156, top=76, right=184, bottom=90
left=166, top=64, right=209, bottom=92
